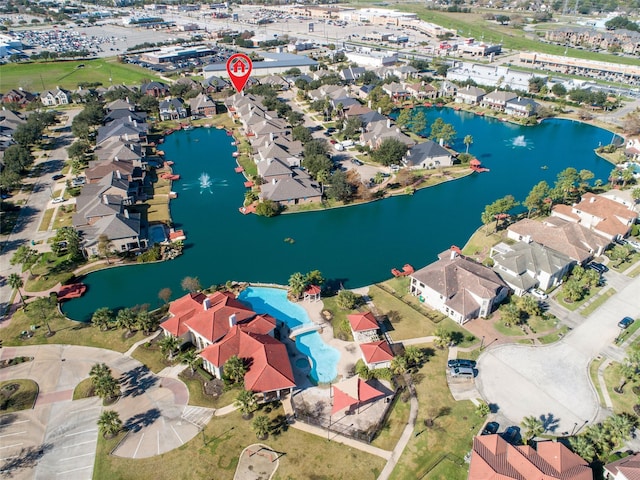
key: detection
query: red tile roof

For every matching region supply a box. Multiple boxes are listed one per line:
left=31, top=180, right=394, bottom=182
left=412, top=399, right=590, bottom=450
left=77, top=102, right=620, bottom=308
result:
left=184, top=291, right=255, bottom=344
left=348, top=312, right=379, bottom=332
left=605, top=452, right=640, bottom=480
left=161, top=292, right=207, bottom=337
left=200, top=325, right=295, bottom=393
left=360, top=340, right=394, bottom=365
left=469, top=435, right=592, bottom=480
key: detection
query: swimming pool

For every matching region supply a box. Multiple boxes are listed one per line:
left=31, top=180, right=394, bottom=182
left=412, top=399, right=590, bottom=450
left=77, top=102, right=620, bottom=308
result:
left=149, top=225, right=167, bottom=245
left=238, top=287, right=340, bottom=383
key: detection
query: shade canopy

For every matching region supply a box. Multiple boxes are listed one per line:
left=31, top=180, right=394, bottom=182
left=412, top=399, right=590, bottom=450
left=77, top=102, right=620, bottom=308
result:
left=331, top=376, right=384, bottom=415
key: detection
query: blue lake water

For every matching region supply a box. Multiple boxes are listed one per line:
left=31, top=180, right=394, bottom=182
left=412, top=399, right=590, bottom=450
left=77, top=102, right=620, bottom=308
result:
left=62, top=109, right=617, bottom=321
left=238, top=286, right=340, bottom=383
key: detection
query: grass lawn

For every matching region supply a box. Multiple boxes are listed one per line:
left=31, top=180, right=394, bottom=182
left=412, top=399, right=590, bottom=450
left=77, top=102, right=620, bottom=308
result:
left=73, top=377, right=94, bottom=400
left=538, top=325, right=570, bottom=344
left=580, top=288, right=616, bottom=317
left=389, top=349, right=476, bottom=480
left=554, top=285, right=604, bottom=311
left=493, top=321, right=526, bottom=336
left=93, top=408, right=385, bottom=480
left=589, top=357, right=605, bottom=408
left=603, top=362, right=639, bottom=416
left=608, top=253, right=640, bottom=273
left=0, top=308, right=147, bottom=353
left=320, top=295, right=354, bottom=341
left=371, top=394, right=411, bottom=451
left=38, top=208, right=55, bottom=232
left=461, top=225, right=504, bottom=260
left=0, top=379, right=39, bottom=413
left=179, top=370, right=242, bottom=409
left=130, top=342, right=176, bottom=374
left=0, top=58, right=154, bottom=92
left=52, top=204, right=74, bottom=229
left=146, top=197, right=170, bottom=224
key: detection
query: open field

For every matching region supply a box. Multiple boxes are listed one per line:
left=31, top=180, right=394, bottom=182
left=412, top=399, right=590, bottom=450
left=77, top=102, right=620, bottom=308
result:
left=0, top=58, right=154, bottom=92
left=0, top=379, right=39, bottom=413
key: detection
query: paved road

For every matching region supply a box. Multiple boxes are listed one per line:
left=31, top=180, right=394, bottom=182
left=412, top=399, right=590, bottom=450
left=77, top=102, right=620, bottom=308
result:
left=476, top=273, right=640, bottom=435
left=0, top=344, right=208, bottom=478
left=0, top=109, right=81, bottom=321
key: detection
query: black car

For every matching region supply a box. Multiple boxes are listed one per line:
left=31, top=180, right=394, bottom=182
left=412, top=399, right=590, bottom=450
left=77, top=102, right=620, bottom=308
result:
left=618, top=317, right=634, bottom=329
left=588, top=262, right=608, bottom=274
left=447, top=359, right=476, bottom=369
left=482, top=421, right=499, bottom=435
left=52, top=174, right=64, bottom=181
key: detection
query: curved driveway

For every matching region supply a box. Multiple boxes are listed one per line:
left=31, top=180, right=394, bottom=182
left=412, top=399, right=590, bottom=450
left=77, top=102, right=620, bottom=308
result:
left=476, top=273, right=640, bottom=435
left=0, top=344, right=212, bottom=479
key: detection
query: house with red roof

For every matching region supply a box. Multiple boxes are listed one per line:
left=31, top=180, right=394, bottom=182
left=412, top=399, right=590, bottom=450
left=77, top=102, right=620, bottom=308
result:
left=410, top=248, right=509, bottom=325
left=468, top=435, right=593, bottom=480
left=359, top=340, right=394, bottom=370
left=348, top=312, right=380, bottom=343
left=605, top=452, right=640, bottom=479
left=161, top=291, right=295, bottom=399
left=551, top=192, right=637, bottom=242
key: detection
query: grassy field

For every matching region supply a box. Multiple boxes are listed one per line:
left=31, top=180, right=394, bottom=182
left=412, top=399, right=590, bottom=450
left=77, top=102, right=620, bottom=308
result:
left=180, top=372, right=242, bottom=409
left=0, top=58, right=154, bottom=92
left=580, top=288, right=616, bottom=317
left=130, top=342, right=175, bottom=374
left=603, top=361, right=639, bottom=416
left=72, top=377, right=94, bottom=400
left=38, top=208, right=55, bottom=232
left=389, top=348, right=476, bottom=480
left=93, top=407, right=385, bottom=480
left=0, top=379, right=39, bottom=413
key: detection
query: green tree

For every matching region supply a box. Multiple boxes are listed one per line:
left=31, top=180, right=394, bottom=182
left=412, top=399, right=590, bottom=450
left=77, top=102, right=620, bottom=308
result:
left=396, top=108, right=412, bottom=129
left=434, top=327, right=452, bottom=349
left=292, top=125, right=312, bottom=144
left=429, top=118, right=457, bottom=144
left=158, top=334, right=180, bottom=361
left=604, top=414, right=636, bottom=448
left=517, top=295, right=542, bottom=318
left=569, top=435, right=595, bottom=462
left=409, top=110, right=427, bottom=136
left=93, top=372, right=120, bottom=402
left=562, top=278, right=584, bottom=302
left=553, top=167, right=580, bottom=204
left=98, top=410, right=122, bottom=438
left=10, top=245, right=38, bottom=275
left=481, top=195, right=519, bottom=232
left=235, top=389, right=257, bottom=419
left=327, top=170, right=354, bottom=202
left=180, top=350, right=201, bottom=374
left=404, top=346, right=424, bottom=369
left=158, top=287, right=172, bottom=304
left=29, top=296, right=56, bottom=336
left=501, top=302, right=521, bottom=326
left=521, top=415, right=544, bottom=444
left=551, top=83, right=567, bottom=97
left=224, top=355, right=247, bottom=385
left=475, top=401, right=490, bottom=417
left=252, top=414, right=271, bottom=439
left=51, top=226, right=83, bottom=260
left=342, top=117, right=363, bottom=138
left=304, top=270, right=324, bottom=286
left=370, top=138, right=408, bottom=166
left=524, top=181, right=551, bottom=217
left=135, top=309, right=158, bottom=335
left=463, top=135, right=474, bottom=154
left=335, top=289, right=360, bottom=310
left=288, top=272, right=307, bottom=300
left=115, top=307, right=137, bottom=335
left=255, top=200, right=281, bottom=217
left=97, top=234, right=114, bottom=264
left=181, top=276, right=201, bottom=293
left=91, top=307, right=113, bottom=331
left=390, top=355, right=409, bottom=375
left=609, top=244, right=633, bottom=267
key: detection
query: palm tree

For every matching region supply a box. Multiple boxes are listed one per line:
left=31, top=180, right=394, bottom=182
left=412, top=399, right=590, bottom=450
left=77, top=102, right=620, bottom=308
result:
left=463, top=135, right=474, bottom=154
left=181, top=350, right=201, bottom=375
left=521, top=415, right=544, bottom=444
left=98, top=410, right=122, bottom=438
left=605, top=414, right=636, bottom=448
left=569, top=435, right=596, bottom=462
left=288, top=272, right=307, bottom=300
left=91, top=307, right=113, bottom=331
left=115, top=307, right=137, bottom=336
left=135, top=309, right=158, bottom=336
left=90, top=362, right=111, bottom=381
left=621, top=167, right=634, bottom=188
left=475, top=401, right=490, bottom=418
left=610, top=168, right=620, bottom=187
left=390, top=355, right=408, bottom=375
left=252, top=414, right=271, bottom=440
left=91, top=367, right=120, bottom=402
left=615, top=361, right=637, bottom=393
left=235, top=389, right=257, bottom=419
left=224, top=355, right=247, bottom=385
left=158, top=334, right=180, bottom=361
left=434, top=327, right=451, bottom=349
left=404, top=346, right=424, bottom=369
left=316, top=169, right=329, bottom=196
left=8, top=273, right=25, bottom=307
left=586, top=423, right=611, bottom=458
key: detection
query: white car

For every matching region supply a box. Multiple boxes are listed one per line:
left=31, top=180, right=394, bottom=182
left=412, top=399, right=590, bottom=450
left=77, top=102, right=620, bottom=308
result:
left=530, top=288, right=548, bottom=300
left=626, top=239, right=640, bottom=251
left=51, top=196, right=65, bottom=204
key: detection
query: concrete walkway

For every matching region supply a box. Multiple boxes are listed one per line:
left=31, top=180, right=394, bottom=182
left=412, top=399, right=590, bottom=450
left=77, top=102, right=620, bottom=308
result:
left=597, top=358, right=614, bottom=410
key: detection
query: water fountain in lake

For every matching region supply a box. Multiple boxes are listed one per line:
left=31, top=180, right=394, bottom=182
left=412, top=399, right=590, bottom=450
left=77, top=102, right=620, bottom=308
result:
left=199, top=172, right=212, bottom=193
left=512, top=135, right=528, bottom=148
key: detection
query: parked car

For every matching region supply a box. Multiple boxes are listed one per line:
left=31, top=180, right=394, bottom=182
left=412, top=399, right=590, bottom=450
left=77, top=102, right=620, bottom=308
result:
left=351, top=159, right=363, bottom=166
left=618, top=317, right=634, bottom=329
left=52, top=174, right=64, bottom=181
left=530, top=288, right=548, bottom=300
left=502, top=426, right=521, bottom=443
left=449, top=366, right=475, bottom=378
left=51, top=196, right=65, bottom=204
left=447, top=359, right=476, bottom=369
left=71, top=177, right=86, bottom=187
left=482, top=421, right=499, bottom=435
left=588, top=262, right=608, bottom=274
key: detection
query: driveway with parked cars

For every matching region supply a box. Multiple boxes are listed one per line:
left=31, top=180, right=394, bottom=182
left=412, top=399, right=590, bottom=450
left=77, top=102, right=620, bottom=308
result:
left=476, top=272, right=640, bottom=435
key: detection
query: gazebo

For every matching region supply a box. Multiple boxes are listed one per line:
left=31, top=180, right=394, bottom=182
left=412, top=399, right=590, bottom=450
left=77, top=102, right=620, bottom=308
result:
left=331, top=376, right=384, bottom=416
left=303, top=285, right=321, bottom=302
left=348, top=312, right=379, bottom=343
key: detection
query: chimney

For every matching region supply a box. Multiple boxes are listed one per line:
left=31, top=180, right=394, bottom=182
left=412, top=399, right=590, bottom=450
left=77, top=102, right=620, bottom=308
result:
left=590, top=196, right=596, bottom=203
left=125, top=133, right=129, bottom=141
left=103, top=194, right=109, bottom=204
left=116, top=170, right=122, bottom=179
left=368, top=100, right=372, bottom=109
left=270, top=132, right=274, bottom=142
left=268, top=158, right=272, bottom=165
left=378, top=107, right=382, bottom=114
left=387, top=119, right=391, bottom=128
left=133, top=120, right=137, bottom=128
left=229, top=313, right=237, bottom=327
left=450, top=249, right=458, bottom=260
left=123, top=209, right=129, bottom=219
left=439, top=138, right=444, bottom=146
left=114, top=156, right=119, bottom=162
left=203, top=297, right=211, bottom=310
left=129, top=115, right=132, bottom=122
left=272, top=178, right=277, bottom=185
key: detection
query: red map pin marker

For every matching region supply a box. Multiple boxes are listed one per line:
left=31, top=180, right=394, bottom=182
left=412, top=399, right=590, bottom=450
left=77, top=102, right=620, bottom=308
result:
left=226, top=53, right=253, bottom=93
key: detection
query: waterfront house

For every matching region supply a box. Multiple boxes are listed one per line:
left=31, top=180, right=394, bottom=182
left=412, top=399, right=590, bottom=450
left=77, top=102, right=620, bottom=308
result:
left=402, top=140, right=453, bottom=169
left=348, top=312, right=380, bottom=343
left=359, top=340, right=394, bottom=370
left=40, top=87, right=70, bottom=106
left=79, top=210, right=144, bottom=258
left=259, top=169, right=322, bottom=206
left=551, top=192, right=637, bottom=241
left=405, top=83, right=438, bottom=100
left=382, top=82, right=410, bottom=102
left=480, top=90, right=517, bottom=112
left=605, top=452, right=640, bottom=480
left=188, top=93, right=217, bottom=118
left=409, top=247, right=508, bottom=325
left=161, top=291, right=296, bottom=399
left=159, top=98, right=188, bottom=121
left=96, top=118, right=148, bottom=146
left=468, top=435, right=592, bottom=480
left=505, top=97, right=539, bottom=117
left=508, top=217, right=608, bottom=264
left=361, top=119, right=415, bottom=150
left=455, top=85, right=486, bottom=105
left=491, top=241, right=574, bottom=295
